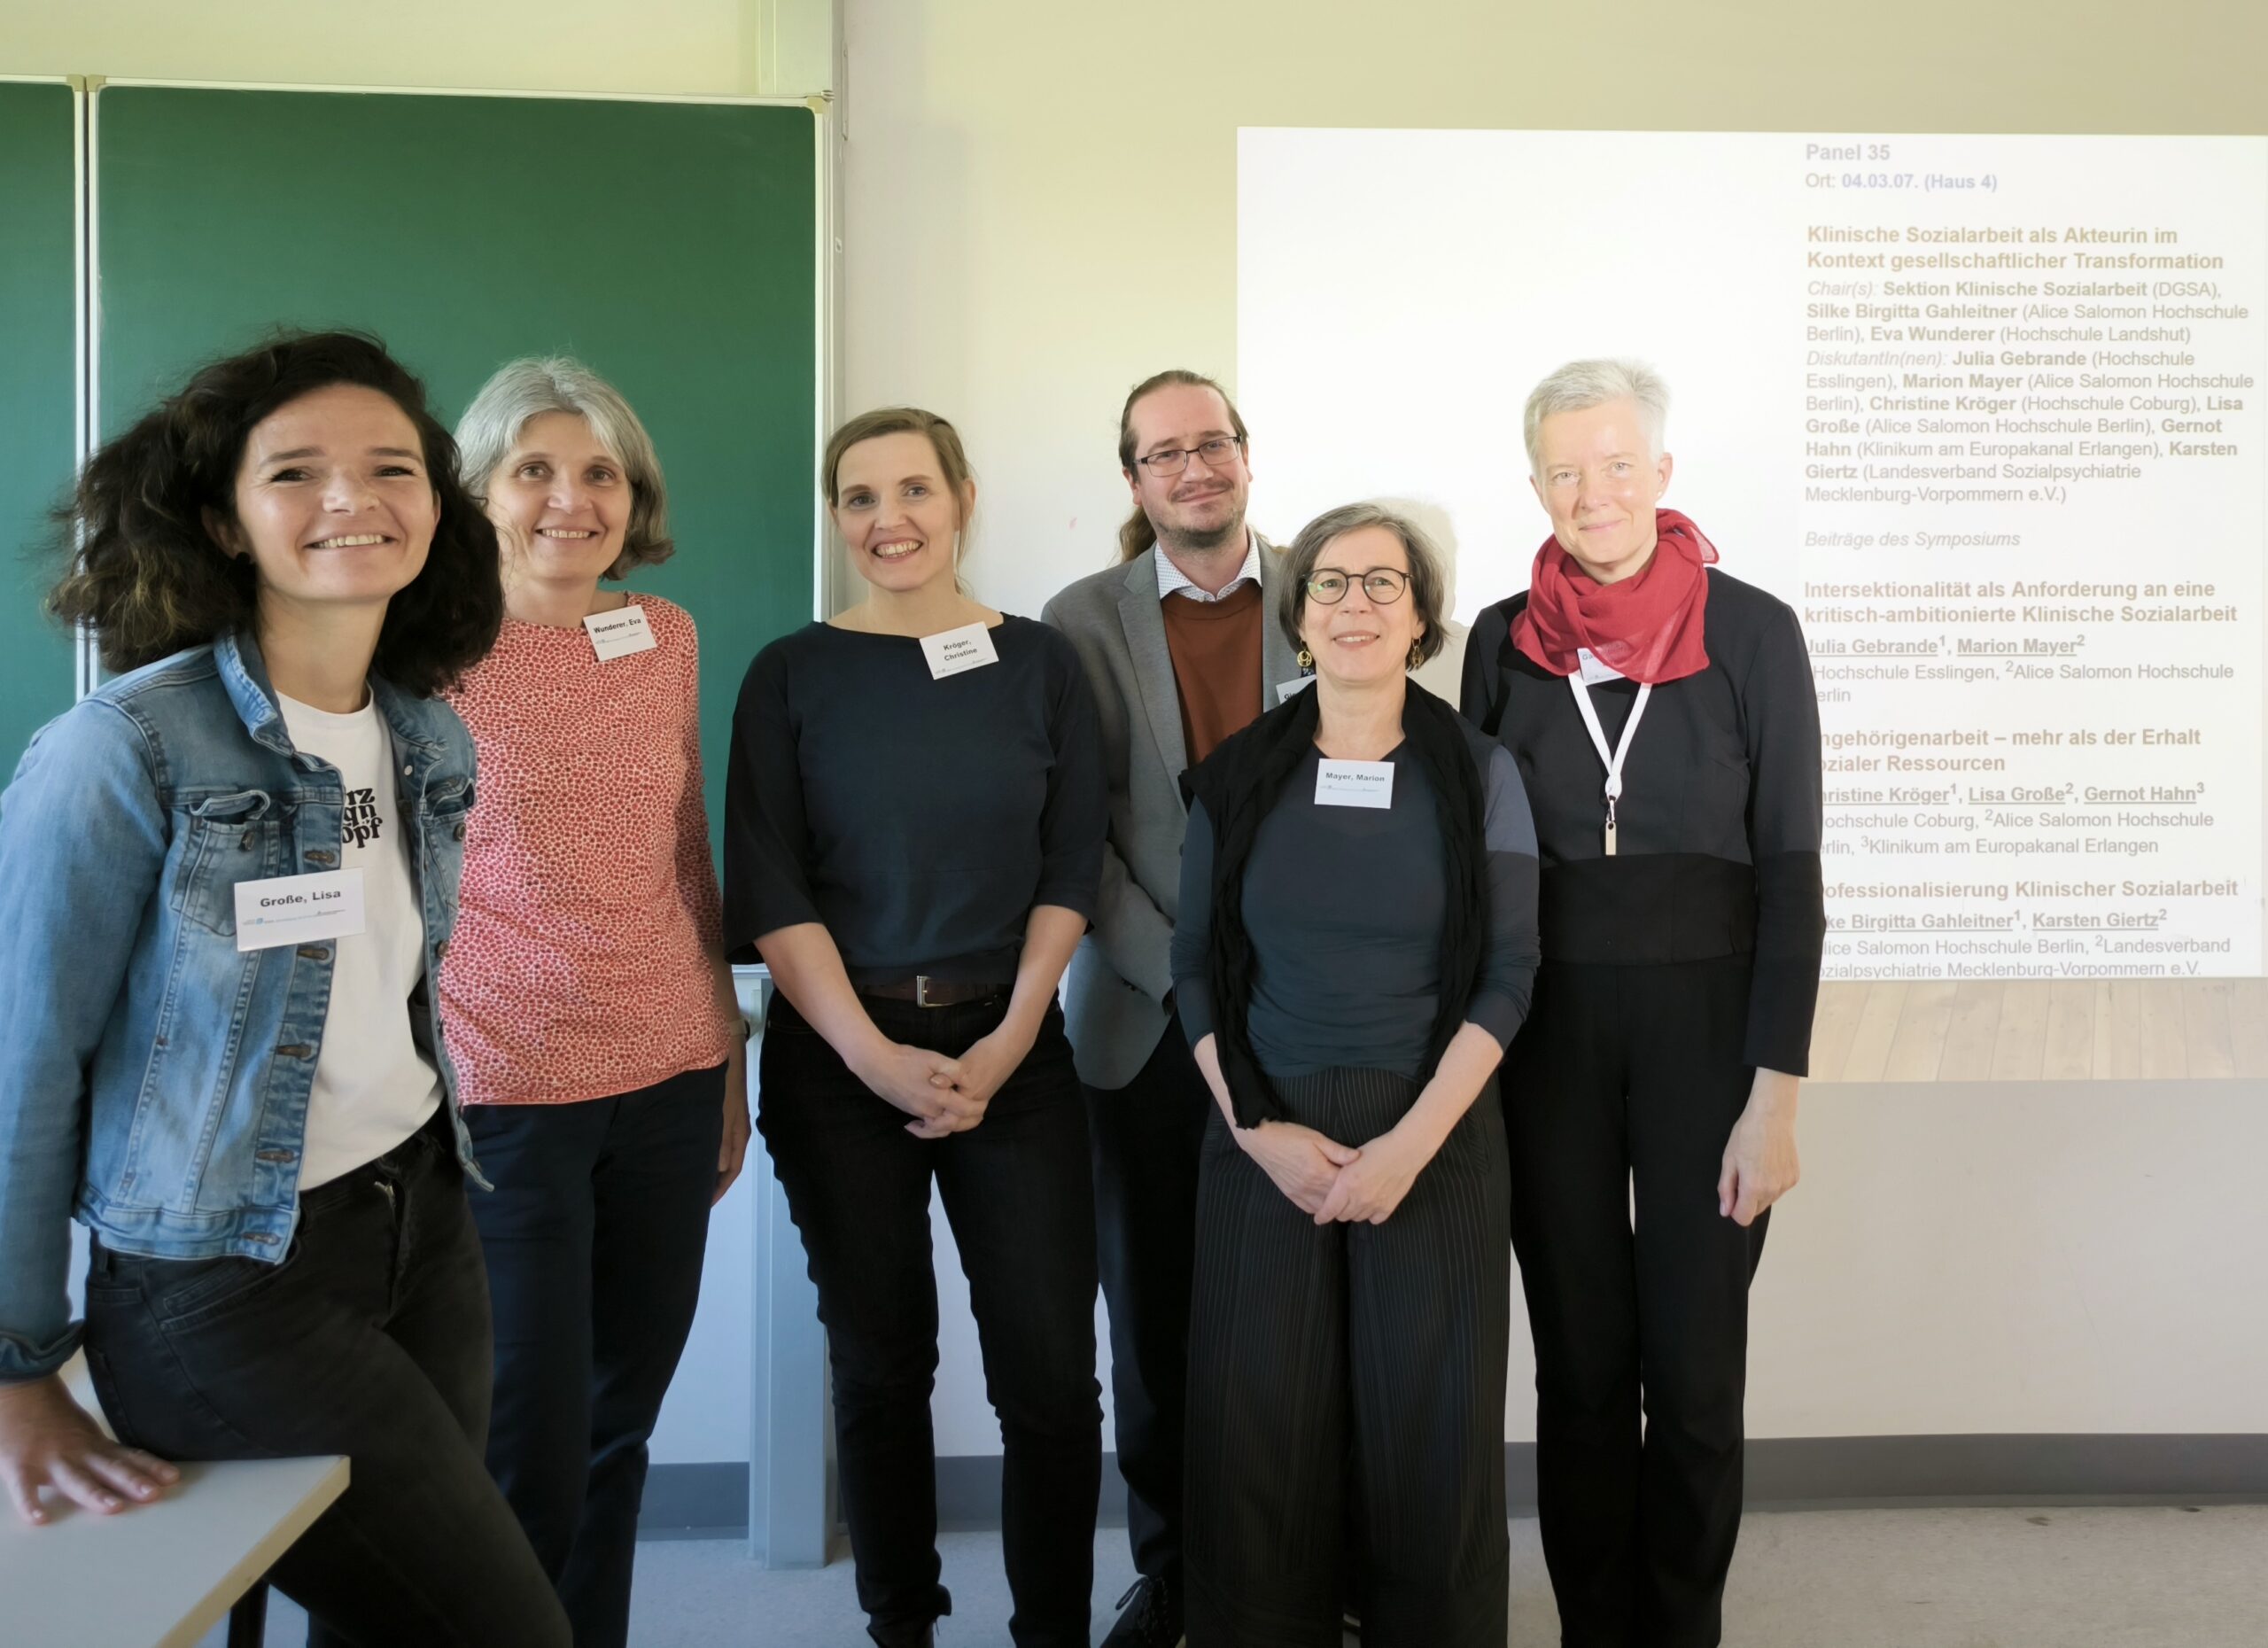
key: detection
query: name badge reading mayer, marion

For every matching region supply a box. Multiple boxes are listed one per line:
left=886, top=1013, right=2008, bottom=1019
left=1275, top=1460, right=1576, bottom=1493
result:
left=1314, top=759, right=1394, bottom=809
left=234, top=869, right=366, bottom=952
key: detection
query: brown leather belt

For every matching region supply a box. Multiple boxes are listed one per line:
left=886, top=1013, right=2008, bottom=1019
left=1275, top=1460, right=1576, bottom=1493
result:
left=858, top=976, right=1009, bottom=1008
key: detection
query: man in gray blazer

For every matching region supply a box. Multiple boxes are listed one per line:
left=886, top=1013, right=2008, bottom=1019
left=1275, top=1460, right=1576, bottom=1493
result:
left=1042, top=369, right=1301, bottom=1648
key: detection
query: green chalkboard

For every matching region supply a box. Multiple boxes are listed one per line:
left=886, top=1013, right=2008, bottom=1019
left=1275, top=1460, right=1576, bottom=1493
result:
left=0, top=81, right=81, bottom=770
left=95, top=86, right=818, bottom=855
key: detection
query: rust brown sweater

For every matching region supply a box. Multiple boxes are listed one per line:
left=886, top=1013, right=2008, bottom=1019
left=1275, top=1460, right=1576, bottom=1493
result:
left=1160, top=582, right=1264, bottom=768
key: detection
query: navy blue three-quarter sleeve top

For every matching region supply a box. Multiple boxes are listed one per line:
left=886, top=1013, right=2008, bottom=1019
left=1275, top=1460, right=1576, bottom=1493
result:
left=723, top=617, right=1107, bottom=985
left=1460, top=568, right=1827, bottom=1075
left=1169, top=725, right=1543, bottom=1082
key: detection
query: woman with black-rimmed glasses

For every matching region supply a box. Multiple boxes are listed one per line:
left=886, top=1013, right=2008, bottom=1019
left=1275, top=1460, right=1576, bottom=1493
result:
left=1170, top=502, right=1541, bottom=1648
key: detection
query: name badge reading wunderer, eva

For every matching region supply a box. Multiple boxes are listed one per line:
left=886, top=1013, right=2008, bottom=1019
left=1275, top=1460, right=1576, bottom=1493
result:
left=1315, top=759, right=1394, bottom=809
left=234, top=869, right=366, bottom=952
left=920, top=622, right=1000, bottom=680
left=583, top=604, right=658, bottom=663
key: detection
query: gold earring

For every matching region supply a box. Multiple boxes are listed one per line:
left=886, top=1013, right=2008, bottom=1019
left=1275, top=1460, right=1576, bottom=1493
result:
left=1408, top=642, right=1422, bottom=670
left=1296, top=646, right=1313, bottom=670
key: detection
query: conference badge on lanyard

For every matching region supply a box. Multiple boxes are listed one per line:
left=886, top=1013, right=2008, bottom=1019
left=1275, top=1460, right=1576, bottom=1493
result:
left=1568, top=674, right=1651, bottom=857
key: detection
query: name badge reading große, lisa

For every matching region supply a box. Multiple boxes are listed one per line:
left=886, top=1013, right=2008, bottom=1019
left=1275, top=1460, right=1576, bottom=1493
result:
left=234, top=869, right=366, bottom=952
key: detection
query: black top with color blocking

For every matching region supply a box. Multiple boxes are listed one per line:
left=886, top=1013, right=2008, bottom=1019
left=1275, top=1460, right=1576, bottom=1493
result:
left=723, top=617, right=1107, bottom=984
left=1169, top=728, right=1542, bottom=1082
left=1460, top=568, right=1825, bottom=1075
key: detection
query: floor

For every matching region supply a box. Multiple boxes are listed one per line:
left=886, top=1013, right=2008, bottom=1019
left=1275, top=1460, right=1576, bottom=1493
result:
left=208, top=1504, right=2268, bottom=1646
left=1806, top=978, right=2268, bottom=1082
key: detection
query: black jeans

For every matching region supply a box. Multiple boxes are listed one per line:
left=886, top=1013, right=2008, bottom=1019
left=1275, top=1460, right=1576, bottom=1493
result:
left=462, top=1061, right=726, bottom=1648
left=1503, top=956, right=1770, bottom=1648
left=1084, top=1013, right=1208, bottom=1598
left=82, top=1111, right=569, bottom=1648
left=757, top=991, right=1101, bottom=1648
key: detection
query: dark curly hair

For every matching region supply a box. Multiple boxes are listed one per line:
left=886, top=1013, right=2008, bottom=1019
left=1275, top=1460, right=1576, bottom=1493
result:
left=50, top=330, right=502, bottom=696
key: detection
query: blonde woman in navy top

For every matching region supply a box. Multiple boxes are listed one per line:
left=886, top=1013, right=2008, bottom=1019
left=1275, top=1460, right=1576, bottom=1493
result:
left=724, top=408, right=1107, bottom=1648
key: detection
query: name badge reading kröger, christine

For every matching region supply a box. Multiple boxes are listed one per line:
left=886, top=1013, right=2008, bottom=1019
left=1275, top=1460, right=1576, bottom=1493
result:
left=1314, top=759, right=1394, bottom=809
left=1276, top=676, right=1315, bottom=704
left=920, top=621, right=1000, bottom=680
left=584, top=604, right=658, bottom=663
left=234, top=869, right=367, bottom=952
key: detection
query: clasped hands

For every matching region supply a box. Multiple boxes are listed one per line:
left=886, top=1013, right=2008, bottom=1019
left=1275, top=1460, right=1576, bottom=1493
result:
left=1239, top=1118, right=1433, bottom=1226
left=856, top=1022, right=1032, bottom=1139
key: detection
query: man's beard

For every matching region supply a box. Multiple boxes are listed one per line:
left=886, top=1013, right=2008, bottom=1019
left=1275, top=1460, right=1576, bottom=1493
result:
left=1157, top=511, right=1244, bottom=556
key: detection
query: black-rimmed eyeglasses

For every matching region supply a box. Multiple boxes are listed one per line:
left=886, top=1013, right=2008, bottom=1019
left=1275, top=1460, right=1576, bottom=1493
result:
left=1135, top=436, right=1244, bottom=476
left=1305, top=567, right=1410, bottom=604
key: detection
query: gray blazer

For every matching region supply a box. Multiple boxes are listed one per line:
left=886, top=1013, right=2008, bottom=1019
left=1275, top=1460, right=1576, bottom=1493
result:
left=1041, top=540, right=1301, bottom=1088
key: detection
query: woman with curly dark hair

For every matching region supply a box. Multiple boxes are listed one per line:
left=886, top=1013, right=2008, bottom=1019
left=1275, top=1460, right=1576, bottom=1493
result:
left=0, top=330, right=569, bottom=1644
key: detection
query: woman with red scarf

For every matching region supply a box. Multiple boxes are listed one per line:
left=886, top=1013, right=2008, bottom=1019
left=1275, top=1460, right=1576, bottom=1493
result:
left=1461, top=359, right=1824, bottom=1648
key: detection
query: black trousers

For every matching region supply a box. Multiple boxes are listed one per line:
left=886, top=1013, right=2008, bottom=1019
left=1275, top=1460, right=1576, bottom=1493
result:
left=1503, top=955, right=1769, bottom=1648
left=82, top=1112, right=571, bottom=1648
left=1185, top=1067, right=1511, bottom=1648
left=462, top=1061, right=726, bottom=1648
left=757, top=992, right=1102, bottom=1648
left=1083, top=1013, right=1209, bottom=1597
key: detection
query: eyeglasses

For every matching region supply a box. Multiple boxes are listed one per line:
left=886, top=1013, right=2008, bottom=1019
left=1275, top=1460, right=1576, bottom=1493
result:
left=1304, top=567, right=1410, bottom=604
left=1135, top=436, right=1244, bottom=477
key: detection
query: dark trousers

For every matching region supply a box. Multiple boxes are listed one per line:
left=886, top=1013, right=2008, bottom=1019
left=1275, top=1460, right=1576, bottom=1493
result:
left=462, top=1061, right=726, bottom=1648
left=82, top=1112, right=570, bottom=1648
left=1503, top=956, right=1770, bottom=1648
left=1083, top=1013, right=1209, bottom=1597
left=1185, top=1067, right=1511, bottom=1648
left=757, top=992, right=1102, bottom=1648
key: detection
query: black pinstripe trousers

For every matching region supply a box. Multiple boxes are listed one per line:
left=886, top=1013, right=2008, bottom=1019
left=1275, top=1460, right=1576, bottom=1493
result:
left=1184, top=1067, right=1511, bottom=1648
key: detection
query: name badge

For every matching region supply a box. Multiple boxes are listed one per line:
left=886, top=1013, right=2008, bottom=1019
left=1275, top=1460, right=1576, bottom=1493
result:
left=1276, top=676, right=1314, bottom=704
left=1575, top=646, right=1625, bottom=686
left=583, top=604, right=657, bottom=662
left=234, top=869, right=366, bottom=952
left=1315, top=759, right=1394, bottom=809
left=920, top=621, right=1000, bottom=680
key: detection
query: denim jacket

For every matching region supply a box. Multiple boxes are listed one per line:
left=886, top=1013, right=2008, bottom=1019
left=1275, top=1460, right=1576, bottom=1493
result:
left=0, top=632, right=484, bottom=1382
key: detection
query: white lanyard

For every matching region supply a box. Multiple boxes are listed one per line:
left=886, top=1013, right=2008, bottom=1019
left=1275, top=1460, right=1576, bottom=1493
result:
left=1568, top=677, right=1651, bottom=857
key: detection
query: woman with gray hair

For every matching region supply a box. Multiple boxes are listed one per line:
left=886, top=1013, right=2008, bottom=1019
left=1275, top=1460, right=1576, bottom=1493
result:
left=1170, top=503, right=1542, bottom=1646
left=438, top=357, right=750, bottom=1646
left=1462, top=359, right=1824, bottom=1647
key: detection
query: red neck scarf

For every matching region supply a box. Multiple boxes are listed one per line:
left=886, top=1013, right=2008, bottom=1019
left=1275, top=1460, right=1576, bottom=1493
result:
left=1509, top=509, right=1718, bottom=685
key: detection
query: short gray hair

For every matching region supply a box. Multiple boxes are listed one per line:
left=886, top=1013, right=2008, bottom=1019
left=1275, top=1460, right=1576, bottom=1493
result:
left=1522, top=358, right=1669, bottom=477
left=1278, top=501, right=1450, bottom=668
left=456, top=357, right=673, bottom=577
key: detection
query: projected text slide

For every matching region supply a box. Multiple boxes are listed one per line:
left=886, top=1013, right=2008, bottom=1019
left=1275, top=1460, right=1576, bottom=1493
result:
left=1238, top=129, right=2266, bottom=980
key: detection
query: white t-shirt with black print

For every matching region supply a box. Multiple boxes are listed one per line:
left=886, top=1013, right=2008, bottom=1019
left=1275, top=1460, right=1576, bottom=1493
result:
left=276, top=692, right=444, bottom=1188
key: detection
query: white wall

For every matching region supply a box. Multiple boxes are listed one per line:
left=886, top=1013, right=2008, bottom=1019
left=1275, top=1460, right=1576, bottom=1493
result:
left=833, top=0, right=2268, bottom=1450
left=4, top=1, right=750, bottom=96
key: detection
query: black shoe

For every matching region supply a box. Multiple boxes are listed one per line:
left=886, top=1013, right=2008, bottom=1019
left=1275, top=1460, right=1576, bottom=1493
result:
left=866, top=1625, right=936, bottom=1648
left=1100, top=1576, right=1184, bottom=1648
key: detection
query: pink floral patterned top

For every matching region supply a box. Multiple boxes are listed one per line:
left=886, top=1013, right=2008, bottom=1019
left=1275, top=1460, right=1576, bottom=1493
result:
left=440, top=595, right=735, bottom=1104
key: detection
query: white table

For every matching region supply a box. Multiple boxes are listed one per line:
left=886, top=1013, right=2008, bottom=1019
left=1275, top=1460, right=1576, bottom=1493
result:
left=0, top=1354, right=346, bottom=1648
